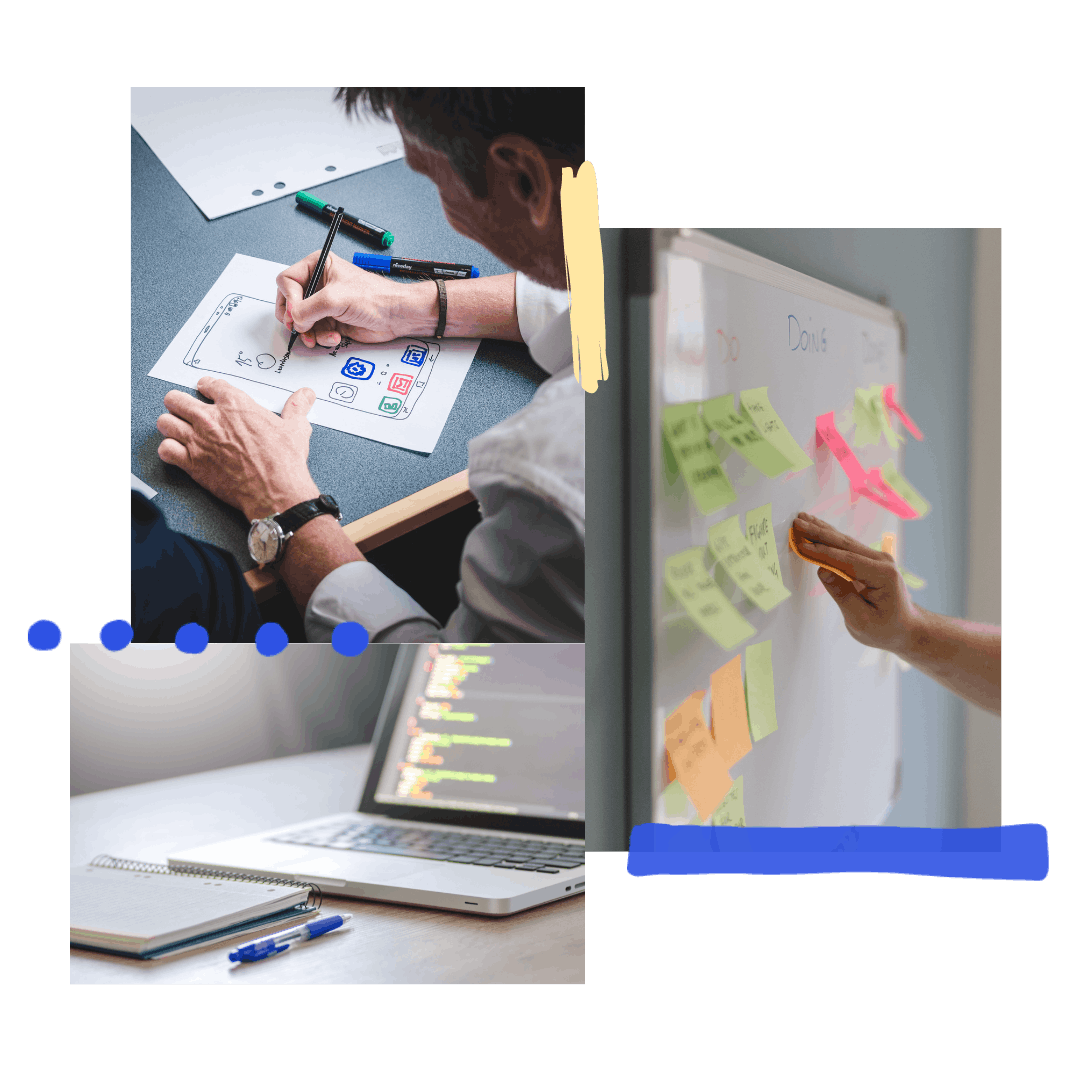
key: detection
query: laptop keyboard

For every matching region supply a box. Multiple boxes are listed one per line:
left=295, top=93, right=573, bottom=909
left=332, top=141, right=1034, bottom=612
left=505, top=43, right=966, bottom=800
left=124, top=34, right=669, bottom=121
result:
left=270, top=822, right=585, bottom=874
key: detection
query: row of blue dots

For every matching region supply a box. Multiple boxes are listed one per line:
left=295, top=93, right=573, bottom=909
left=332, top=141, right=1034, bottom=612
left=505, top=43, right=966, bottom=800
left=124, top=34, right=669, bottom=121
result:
left=27, top=619, right=368, bottom=657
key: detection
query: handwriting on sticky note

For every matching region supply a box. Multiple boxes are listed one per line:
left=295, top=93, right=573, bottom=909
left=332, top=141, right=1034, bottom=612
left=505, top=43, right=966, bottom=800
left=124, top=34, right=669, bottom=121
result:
left=662, top=403, right=737, bottom=515
left=712, top=774, right=746, bottom=826
left=738, top=387, right=812, bottom=473
left=744, top=502, right=789, bottom=593
left=664, top=548, right=757, bottom=650
left=710, top=655, right=753, bottom=769
left=745, top=640, right=778, bottom=741
left=707, top=517, right=791, bottom=612
left=664, top=691, right=732, bottom=822
left=701, top=394, right=793, bottom=478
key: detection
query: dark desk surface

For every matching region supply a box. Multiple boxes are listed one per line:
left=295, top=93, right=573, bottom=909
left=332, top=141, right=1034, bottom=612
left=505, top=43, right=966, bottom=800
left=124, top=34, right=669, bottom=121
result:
left=70, top=744, right=585, bottom=984
left=131, top=127, right=546, bottom=568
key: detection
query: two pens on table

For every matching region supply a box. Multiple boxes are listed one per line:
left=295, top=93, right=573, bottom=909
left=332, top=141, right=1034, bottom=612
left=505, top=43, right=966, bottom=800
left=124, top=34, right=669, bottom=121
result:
left=229, top=912, right=352, bottom=964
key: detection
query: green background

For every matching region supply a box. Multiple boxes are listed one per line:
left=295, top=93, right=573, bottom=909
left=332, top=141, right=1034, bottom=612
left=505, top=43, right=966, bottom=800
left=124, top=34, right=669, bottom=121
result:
left=12, top=4, right=1067, bottom=1071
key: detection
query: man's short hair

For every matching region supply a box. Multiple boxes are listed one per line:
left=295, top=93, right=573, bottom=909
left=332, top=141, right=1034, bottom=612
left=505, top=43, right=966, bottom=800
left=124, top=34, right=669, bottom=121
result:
left=335, top=88, right=585, bottom=198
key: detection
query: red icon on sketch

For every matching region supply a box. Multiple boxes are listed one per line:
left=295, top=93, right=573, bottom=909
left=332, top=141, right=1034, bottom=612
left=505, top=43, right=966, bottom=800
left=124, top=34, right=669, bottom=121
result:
left=388, top=373, right=414, bottom=395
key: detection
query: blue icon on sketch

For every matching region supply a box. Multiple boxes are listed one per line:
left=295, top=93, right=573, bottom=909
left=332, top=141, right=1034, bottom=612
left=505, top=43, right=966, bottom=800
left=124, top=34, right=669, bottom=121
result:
left=400, top=344, right=427, bottom=367
left=341, top=357, right=374, bottom=380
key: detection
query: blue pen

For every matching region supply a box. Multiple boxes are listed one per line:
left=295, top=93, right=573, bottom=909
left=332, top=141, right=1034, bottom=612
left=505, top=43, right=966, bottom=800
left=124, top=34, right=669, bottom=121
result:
left=228, top=912, right=352, bottom=963
left=352, top=252, right=479, bottom=279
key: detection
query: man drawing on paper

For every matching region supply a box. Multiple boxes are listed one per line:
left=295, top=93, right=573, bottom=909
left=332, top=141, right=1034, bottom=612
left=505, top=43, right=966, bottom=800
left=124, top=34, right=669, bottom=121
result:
left=147, top=88, right=585, bottom=643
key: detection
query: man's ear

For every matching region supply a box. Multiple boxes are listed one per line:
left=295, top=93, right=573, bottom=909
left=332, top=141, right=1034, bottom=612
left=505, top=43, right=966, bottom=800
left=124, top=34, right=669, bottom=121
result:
left=488, top=135, right=557, bottom=230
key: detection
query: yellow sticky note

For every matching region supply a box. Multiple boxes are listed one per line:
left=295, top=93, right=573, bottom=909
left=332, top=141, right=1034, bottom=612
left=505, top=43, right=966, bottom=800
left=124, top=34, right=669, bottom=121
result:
left=745, top=640, right=778, bottom=741
left=744, top=503, right=789, bottom=596
left=853, top=387, right=883, bottom=448
left=710, top=655, right=753, bottom=770
left=707, top=517, right=791, bottom=612
left=711, top=775, right=746, bottom=827
left=662, top=403, right=737, bottom=515
left=664, top=691, right=732, bottom=822
left=664, top=547, right=757, bottom=651
left=879, top=460, right=931, bottom=518
left=738, top=387, right=813, bottom=473
left=701, top=394, right=793, bottom=478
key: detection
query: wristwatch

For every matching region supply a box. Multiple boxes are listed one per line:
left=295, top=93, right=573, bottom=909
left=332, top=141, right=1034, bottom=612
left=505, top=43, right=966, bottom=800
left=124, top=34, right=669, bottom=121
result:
left=247, top=494, right=341, bottom=568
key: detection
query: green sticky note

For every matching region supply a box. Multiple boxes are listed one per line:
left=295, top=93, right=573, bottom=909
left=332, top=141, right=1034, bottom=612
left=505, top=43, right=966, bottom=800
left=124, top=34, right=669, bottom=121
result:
left=707, top=517, right=791, bottom=612
left=869, top=541, right=927, bottom=590
left=744, top=502, right=788, bottom=595
left=711, top=774, right=746, bottom=826
left=664, top=547, right=757, bottom=650
left=744, top=640, right=778, bottom=741
left=662, top=403, right=738, bottom=515
left=701, top=394, right=793, bottom=478
left=879, top=460, right=931, bottom=518
left=662, top=779, right=693, bottom=821
left=869, top=384, right=900, bottom=449
left=738, top=387, right=813, bottom=473
left=853, top=387, right=883, bottom=448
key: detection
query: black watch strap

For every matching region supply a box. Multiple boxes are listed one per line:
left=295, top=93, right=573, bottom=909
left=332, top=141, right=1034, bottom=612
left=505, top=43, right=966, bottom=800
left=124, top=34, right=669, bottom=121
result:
left=274, top=494, right=341, bottom=537
left=434, top=278, right=447, bottom=339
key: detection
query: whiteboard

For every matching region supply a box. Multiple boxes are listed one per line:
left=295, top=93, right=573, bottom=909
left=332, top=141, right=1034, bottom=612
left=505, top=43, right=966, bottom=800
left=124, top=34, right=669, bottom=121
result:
left=650, top=230, right=906, bottom=827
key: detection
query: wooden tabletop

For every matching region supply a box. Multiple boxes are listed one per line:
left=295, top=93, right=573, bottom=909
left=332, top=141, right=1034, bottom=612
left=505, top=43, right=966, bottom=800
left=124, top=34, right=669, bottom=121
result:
left=70, top=745, right=584, bottom=984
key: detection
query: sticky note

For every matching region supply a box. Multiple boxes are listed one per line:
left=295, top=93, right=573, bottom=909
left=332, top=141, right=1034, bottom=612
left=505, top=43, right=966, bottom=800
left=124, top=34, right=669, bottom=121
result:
left=882, top=384, right=924, bottom=440
left=664, top=691, right=732, bottom=822
left=745, top=640, right=778, bottom=741
left=738, top=387, right=813, bottom=473
left=710, top=655, right=753, bottom=769
left=701, top=394, right=793, bottom=478
left=662, top=403, right=737, bottom=515
left=711, top=774, right=746, bottom=827
left=869, top=384, right=900, bottom=450
left=661, top=778, right=692, bottom=821
left=744, top=502, right=789, bottom=594
left=878, top=460, right=931, bottom=518
left=707, top=517, right=791, bottom=611
left=852, top=387, right=883, bottom=448
left=664, top=547, right=757, bottom=650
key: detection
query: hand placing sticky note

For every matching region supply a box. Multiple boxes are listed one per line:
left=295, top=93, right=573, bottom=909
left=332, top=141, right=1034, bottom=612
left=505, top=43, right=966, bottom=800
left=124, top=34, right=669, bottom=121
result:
left=662, top=403, right=737, bottom=515
left=710, top=655, right=753, bottom=769
left=738, top=387, right=813, bottom=473
left=711, top=774, right=746, bottom=827
left=701, top=393, right=794, bottom=478
left=744, top=640, right=778, bottom=741
left=870, top=540, right=927, bottom=590
left=707, top=517, right=791, bottom=612
left=664, top=691, right=732, bottom=822
left=664, top=547, right=757, bottom=650
left=744, top=502, right=789, bottom=594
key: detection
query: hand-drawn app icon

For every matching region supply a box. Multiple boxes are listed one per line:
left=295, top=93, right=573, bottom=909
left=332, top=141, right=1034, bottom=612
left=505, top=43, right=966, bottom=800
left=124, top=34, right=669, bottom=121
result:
left=378, top=395, right=403, bottom=415
left=328, top=382, right=357, bottom=403
left=387, top=373, right=414, bottom=395
left=341, top=357, right=375, bottom=380
left=399, top=344, right=428, bottom=367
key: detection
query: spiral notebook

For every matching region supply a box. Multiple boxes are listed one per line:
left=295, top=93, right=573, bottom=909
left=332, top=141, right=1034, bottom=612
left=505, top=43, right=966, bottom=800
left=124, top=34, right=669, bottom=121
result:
left=71, top=856, right=321, bottom=960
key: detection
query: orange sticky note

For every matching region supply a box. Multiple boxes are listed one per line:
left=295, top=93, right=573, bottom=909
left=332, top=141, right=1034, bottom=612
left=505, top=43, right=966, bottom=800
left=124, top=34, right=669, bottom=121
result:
left=664, top=691, right=732, bottom=821
left=710, top=656, right=753, bottom=770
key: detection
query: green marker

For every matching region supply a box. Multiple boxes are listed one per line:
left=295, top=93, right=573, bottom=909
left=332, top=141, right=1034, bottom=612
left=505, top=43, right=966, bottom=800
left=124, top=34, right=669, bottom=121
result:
left=295, top=191, right=394, bottom=248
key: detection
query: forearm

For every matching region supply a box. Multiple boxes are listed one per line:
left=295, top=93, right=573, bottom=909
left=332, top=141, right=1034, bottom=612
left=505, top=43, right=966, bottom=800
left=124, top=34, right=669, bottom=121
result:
left=896, top=607, right=1001, bottom=714
left=393, top=272, right=522, bottom=341
left=277, top=515, right=365, bottom=615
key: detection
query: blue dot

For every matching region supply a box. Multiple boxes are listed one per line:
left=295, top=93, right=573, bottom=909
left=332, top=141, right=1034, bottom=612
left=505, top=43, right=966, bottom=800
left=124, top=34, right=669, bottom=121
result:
left=175, top=623, right=209, bottom=654
left=28, top=620, right=61, bottom=650
left=331, top=621, right=369, bottom=657
left=256, top=623, right=289, bottom=656
left=100, top=620, right=134, bottom=651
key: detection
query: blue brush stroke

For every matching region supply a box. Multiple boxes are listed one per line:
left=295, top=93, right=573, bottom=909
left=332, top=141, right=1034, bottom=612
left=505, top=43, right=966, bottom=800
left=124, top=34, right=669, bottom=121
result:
left=627, top=825, right=1048, bottom=880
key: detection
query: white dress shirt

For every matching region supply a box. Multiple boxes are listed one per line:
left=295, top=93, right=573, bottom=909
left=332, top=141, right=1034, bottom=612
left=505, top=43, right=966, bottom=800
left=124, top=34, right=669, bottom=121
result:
left=305, top=274, right=583, bottom=643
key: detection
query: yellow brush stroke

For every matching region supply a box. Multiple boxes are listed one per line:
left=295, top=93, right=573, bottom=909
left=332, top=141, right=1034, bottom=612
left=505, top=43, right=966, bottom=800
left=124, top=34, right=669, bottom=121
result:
left=561, top=162, right=608, bottom=393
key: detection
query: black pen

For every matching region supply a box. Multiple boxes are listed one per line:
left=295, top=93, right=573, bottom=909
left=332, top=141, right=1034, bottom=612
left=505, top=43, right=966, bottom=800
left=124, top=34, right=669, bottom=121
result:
left=284, top=204, right=346, bottom=362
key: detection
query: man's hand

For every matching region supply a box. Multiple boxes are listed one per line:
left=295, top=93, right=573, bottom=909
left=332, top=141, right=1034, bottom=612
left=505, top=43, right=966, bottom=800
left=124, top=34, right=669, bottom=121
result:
left=276, top=251, right=434, bottom=347
left=793, top=512, right=922, bottom=653
left=157, top=377, right=321, bottom=522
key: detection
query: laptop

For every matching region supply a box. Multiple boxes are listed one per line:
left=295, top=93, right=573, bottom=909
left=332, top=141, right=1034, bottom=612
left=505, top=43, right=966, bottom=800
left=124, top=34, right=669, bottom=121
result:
left=169, top=644, right=585, bottom=916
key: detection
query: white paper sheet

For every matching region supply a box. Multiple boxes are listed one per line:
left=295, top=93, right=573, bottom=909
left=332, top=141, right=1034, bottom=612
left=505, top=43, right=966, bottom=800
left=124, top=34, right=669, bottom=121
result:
left=131, top=88, right=404, bottom=219
left=147, top=255, right=480, bottom=454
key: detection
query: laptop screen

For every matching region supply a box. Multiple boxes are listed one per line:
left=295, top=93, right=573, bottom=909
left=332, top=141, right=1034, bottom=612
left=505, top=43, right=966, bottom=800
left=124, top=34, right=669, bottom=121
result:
left=369, top=644, right=585, bottom=823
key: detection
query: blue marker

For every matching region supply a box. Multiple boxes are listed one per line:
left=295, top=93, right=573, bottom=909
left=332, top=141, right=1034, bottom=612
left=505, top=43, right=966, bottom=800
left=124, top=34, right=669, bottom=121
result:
left=352, top=252, right=479, bottom=279
left=228, top=912, right=352, bottom=963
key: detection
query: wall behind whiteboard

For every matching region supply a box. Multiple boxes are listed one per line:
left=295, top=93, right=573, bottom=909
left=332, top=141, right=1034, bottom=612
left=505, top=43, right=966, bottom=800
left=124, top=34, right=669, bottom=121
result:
left=700, top=230, right=975, bottom=828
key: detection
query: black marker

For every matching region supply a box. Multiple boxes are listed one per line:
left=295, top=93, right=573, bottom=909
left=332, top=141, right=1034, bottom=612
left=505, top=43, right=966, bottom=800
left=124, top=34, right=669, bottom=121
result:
left=295, top=191, right=394, bottom=248
left=351, top=252, right=479, bottom=279
left=283, top=205, right=345, bottom=362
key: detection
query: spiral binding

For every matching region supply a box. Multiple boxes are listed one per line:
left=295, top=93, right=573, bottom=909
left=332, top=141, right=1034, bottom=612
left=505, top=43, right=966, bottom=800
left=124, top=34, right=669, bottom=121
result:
left=88, top=855, right=323, bottom=909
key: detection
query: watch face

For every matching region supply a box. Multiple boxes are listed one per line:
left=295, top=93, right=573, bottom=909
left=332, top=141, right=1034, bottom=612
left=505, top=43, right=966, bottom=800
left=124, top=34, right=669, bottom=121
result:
left=248, top=519, right=282, bottom=564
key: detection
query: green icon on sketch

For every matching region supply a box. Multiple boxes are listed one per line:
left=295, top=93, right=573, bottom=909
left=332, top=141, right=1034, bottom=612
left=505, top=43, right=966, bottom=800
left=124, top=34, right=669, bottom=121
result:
left=378, top=396, right=402, bottom=415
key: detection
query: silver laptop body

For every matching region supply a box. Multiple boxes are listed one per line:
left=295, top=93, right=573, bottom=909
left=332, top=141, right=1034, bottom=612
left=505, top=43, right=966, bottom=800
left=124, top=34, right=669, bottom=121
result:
left=169, top=644, right=585, bottom=916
